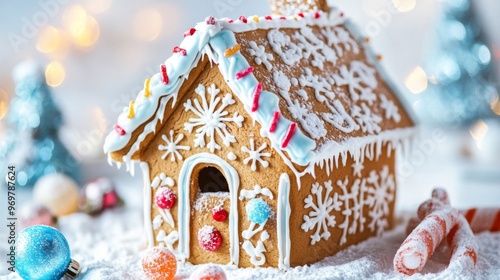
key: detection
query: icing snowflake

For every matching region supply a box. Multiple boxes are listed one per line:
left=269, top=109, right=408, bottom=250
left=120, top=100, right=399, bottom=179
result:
left=241, top=138, right=271, bottom=171
left=301, top=180, right=342, bottom=245
left=273, top=71, right=327, bottom=139
left=351, top=161, right=364, bottom=177
left=184, top=84, right=244, bottom=152
left=322, top=26, right=359, bottom=56
left=293, top=27, right=337, bottom=70
left=365, top=165, right=396, bottom=236
left=379, top=95, right=401, bottom=122
left=158, top=130, right=190, bottom=162
left=267, top=29, right=302, bottom=65
left=321, top=100, right=359, bottom=133
left=351, top=103, right=382, bottom=134
left=334, top=61, right=378, bottom=104
left=336, top=177, right=367, bottom=245
left=298, top=68, right=334, bottom=102
left=248, top=41, right=274, bottom=71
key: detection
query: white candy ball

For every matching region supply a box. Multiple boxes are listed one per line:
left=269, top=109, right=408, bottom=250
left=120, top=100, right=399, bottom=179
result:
left=33, top=173, right=79, bottom=217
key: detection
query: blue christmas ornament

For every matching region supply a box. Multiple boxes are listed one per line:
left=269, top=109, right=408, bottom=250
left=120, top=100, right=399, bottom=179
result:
left=16, top=225, right=81, bottom=280
left=246, top=198, right=271, bottom=224
left=0, top=61, right=80, bottom=187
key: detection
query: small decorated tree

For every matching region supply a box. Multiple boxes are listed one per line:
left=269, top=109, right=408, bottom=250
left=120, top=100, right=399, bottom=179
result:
left=0, top=61, right=80, bottom=187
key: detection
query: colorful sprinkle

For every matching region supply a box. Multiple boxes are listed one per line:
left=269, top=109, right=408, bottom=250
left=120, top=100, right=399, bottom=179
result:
left=377, top=55, right=383, bottom=61
left=340, top=12, right=345, bottom=17
left=225, top=18, right=234, bottom=23
left=251, top=83, right=262, bottom=112
left=127, top=101, right=135, bottom=119
left=280, top=16, right=287, bottom=20
left=172, top=46, right=187, bottom=56
left=144, top=78, right=151, bottom=97
left=269, top=111, right=280, bottom=133
left=253, top=16, right=259, bottom=22
left=298, top=13, right=304, bottom=18
left=160, top=64, right=169, bottom=85
left=365, top=37, right=371, bottom=43
left=235, top=66, right=254, bottom=80
left=114, top=124, right=126, bottom=136
left=265, top=15, right=272, bottom=21
left=183, top=28, right=196, bottom=37
left=281, top=123, right=297, bottom=148
left=314, top=12, right=321, bottom=19
left=206, top=16, right=216, bottom=25
left=239, top=16, right=247, bottom=23
left=224, top=44, right=241, bottom=57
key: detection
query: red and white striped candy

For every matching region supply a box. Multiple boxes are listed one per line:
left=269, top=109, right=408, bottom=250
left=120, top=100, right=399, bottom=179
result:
left=447, top=215, right=478, bottom=267
left=462, top=208, right=500, bottom=233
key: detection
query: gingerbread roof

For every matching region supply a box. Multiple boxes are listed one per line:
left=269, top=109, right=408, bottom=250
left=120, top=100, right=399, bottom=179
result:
left=104, top=10, right=415, bottom=172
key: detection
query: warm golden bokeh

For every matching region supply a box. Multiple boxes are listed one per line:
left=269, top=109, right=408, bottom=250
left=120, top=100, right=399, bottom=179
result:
left=45, top=62, right=66, bottom=87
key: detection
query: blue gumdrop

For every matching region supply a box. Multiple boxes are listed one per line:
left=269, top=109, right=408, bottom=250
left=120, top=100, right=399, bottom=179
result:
left=246, top=198, right=271, bottom=224
left=16, top=225, right=71, bottom=280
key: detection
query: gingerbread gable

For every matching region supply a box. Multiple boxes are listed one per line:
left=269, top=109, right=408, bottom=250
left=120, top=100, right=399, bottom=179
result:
left=104, top=10, right=414, bottom=181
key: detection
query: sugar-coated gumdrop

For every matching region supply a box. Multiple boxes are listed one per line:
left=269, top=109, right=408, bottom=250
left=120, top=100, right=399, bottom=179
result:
left=155, top=187, right=176, bottom=210
left=189, top=264, right=227, bottom=280
left=142, top=246, right=177, bottom=280
left=198, top=226, right=222, bottom=251
left=212, top=208, right=228, bottom=222
left=245, top=198, right=270, bottom=224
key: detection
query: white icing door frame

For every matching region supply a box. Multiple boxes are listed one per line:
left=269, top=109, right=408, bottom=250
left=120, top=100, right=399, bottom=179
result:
left=277, top=173, right=291, bottom=269
left=177, top=153, right=240, bottom=266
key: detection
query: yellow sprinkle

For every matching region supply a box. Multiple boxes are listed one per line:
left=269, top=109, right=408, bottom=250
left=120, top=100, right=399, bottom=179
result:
left=128, top=101, right=135, bottom=119
left=224, top=44, right=241, bottom=57
left=144, top=77, right=151, bottom=97
left=253, top=16, right=259, bottom=23
left=294, top=17, right=298, bottom=21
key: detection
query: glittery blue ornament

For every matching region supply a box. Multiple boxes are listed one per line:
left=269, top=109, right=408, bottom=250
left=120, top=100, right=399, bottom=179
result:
left=0, top=61, right=80, bottom=187
left=16, top=225, right=81, bottom=280
left=246, top=198, right=271, bottom=224
left=418, top=0, right=499, bottom=125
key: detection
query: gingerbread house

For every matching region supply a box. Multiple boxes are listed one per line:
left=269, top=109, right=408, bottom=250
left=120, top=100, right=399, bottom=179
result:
left=104, top=0, right=415, bottom=268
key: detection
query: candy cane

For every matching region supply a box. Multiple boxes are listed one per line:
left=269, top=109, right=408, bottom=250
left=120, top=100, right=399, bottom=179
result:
left=447, top=215, right=478, bottom=268
left=462, top=208, right=500, bottom=233
left=394, top=207, right=460, bottom=275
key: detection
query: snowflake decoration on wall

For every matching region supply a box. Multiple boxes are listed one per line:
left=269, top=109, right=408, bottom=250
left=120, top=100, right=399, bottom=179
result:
left=248, top=41, right=274, bottom=71
left=379, top=95, right=401, bottom=122
left=301, top=180, right=343, bottom=245
left=241, top=138, right=271, bottom=171
left=365, top=165, right=396, bottom=236
left=321, top=26, right=359, bottom=56
left=293, top=26, right=337, bottom=70
left=351, top=103, right=382, bottom=134
left=336, top=177, right=367, bottom=245
left=334, top=61, right=378, bottom=104
left=158, top=130, right=191, bottom=162
left=184, top=84, right=244, bottom=152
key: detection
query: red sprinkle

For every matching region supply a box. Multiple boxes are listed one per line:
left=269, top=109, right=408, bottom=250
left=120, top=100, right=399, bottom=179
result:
left=239, top=16, right=247, bottom=23
left=172, top=46, right=187, bottom=56
left=160, top=64, right=168, bottom=84
left=340, top=12, right=345, bottom=17
left=114, top=124, right=126, bottom=136
left=298, top=13, right=304, bottom=18
left=280, top=16, right=287, bottom=20
left=235, top=66, right=254, bottom=80
left=281, top=123, right=297, bottom=148
left=206, top=16, right=216, bottom=25
left=212, top=208, right=228, bottom=222
left=269, top=111, right=280, bottom=133
left=183, top=28, right=196, bottom=37
left=265, top=15, right=272, bottom=20
left=314, top=12, right=321, bottom=19
left=251, top=83, right=262, bottom=112
left=225, top=18, right=234, bottom=23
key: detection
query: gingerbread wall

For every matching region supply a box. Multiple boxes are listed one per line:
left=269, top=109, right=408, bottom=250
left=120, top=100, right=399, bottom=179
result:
left=141, top=59, right=295, bottom=268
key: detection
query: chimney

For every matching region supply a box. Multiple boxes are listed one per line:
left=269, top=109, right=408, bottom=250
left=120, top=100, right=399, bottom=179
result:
left=269, top=0, right=330, bottom=16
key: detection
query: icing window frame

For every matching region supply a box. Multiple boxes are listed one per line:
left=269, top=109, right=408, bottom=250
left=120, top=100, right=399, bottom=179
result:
left=197, top=166, right=229, bottom=193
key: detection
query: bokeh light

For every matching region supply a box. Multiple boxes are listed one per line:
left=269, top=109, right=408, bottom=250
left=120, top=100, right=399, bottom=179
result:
left=405, top=66, right=428, bottom=94
left=86, top=0, right=113, bottom=14
left=133, top=8, right=163, bottom=41
left=491, top=96, right=500, bottom=115
left=469, top=119, right=489, bottom=150
left=392, top=0, right=416, bottom=13
left=63, top=5, right=100, bottom=49
left=45, top=62, right=66, bottom=87
left=36, top=26, right=64, bottom=54
left=0, top=89, right=9, bottom=120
